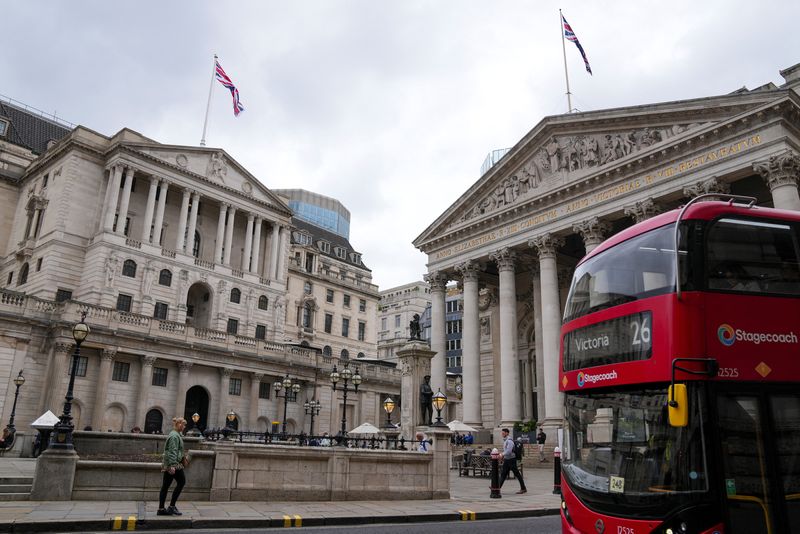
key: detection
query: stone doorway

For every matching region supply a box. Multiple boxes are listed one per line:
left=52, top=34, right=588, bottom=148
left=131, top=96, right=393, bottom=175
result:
left=185, top=282, right=213, bottom=329
left=184, top=385, right=209, bottom=432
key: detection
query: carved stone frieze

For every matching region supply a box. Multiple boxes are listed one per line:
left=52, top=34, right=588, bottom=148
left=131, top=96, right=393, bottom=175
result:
left=478, top=287, right=497, bottom=311
left=683, top=176, right=730, bottom=198
left=753, top=150, right=800, bottom=190
left=206, top=152, right=228, bottom=181
left=623, top=197, right=662, bottom=223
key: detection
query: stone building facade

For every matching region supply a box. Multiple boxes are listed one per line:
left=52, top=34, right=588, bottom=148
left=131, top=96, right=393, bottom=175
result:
left=377, top=281, right=430, bottom=362
left=414, top=62, right=800, bottom=434
left=0, top=114, right=398, bottom=439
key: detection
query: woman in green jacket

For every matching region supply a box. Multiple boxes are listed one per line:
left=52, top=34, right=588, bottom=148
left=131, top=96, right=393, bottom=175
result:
left=158, top=417, right=187, bottom=516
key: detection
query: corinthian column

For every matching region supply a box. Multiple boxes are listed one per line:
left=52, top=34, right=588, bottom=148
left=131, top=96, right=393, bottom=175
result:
left=174, top=362, right=192, bottom=420
left=456, top=261, right=482, bottom=427
left=251, top=217, right=263, bottom=275
left=175, top=189, right=191, bottom=251
left=530, top=234, right=565, bottom=427
left=185, top=191, right=200, bottom=254
left=141, top=177, right=159, bottom=242
left=152, top=180, right=168, bottom=246
left=45, top=341, right=73, bottom=412
left=91, top=349, right=117, bottom=430
left=491, top=248, right=521, bottom=425
left=102, top=165, right=122, bottom=232
left=425, top=270, right=449, bottom=396
left=223, top=206, right=237, bottom=265
left=136, top=355, right=157, bottom=427
left=249, top=373, right=264, bottom=429
left=218, top=368, right=234, bottom=426
left=115, top=167, right=135, bottom=235
left=243, top=212, right=255, bottom=271
left=573, top=217, right=611, bottom=255
left=269, top=223, right=280, bottom=280
left=623, top=197, right=662, bottom=224
left=754, top=150, right=800, bottom=211
left=215, top=202, right=228, bottom=263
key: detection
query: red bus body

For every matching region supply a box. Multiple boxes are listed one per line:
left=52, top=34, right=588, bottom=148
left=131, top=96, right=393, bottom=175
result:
left=559, top=201, right=800, bottom=534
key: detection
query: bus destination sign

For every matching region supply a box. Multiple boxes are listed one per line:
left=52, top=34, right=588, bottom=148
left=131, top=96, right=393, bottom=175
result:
left=563, top=311, right=653, bottom=371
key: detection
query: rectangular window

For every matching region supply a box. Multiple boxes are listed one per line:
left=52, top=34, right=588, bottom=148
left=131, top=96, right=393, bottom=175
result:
left=359, top=299, right=366, bottom=312
left=447, top=339, right=462, bottom=351
left=229, top=377, right=242, bottom=396
left=0, top=119, right=8, bottom=136
left=447, top=354, right=462, bottom=368
left=55, top=289, right=73, bottom=302
left=343, top=294, right=351, bottom=307
left=227, top=318, right=239, bottom=334
left=342, top=317, right=350, bottom=337
left=255, top=324, right=266, bottom=340
left=73, top=356, right=88, bottom=377
left=395, top=314, right=401, bottom=327
left=116, top=293, right=132, bottom=312
left=381, top=317, right=387, bottom=330
left=446, top=320, right=462, bottom=334
left=153, top=302, right=169, bottom=320
left=259, top=381, right=271, bottom=399
left=324, top=313, right=333, bottom=334
left=6, top=272, right=11, bottom=285
left=112, top=361, right=130, bottom=382
left=326, top=289, right=334, bottom=303
left=152, top=367, right=168, bottom=387
left=36, top=258, right=43, bottom=271
left=358, top=321, right=366, bottom=341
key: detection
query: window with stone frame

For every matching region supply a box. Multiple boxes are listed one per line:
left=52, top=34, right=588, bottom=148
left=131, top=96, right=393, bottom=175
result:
left=342, top=317, right=350, bottom=337
left=230, top=287, right=241, bottom=303
left=324, top=313, right=333, bottom=334
left=227, top=318, right=239, bottom=334
left=341, top=349, right=349, bottom=360
left=258, top=381, right=271, bottom=399
left=255, top=324, right=267, bottom=340
left=153, top=302, right=169, bottom=320
left=152, top=367, right=168, bottom=387
left=323, top=345, right=332, bottom=357
left=359, top=299, right=366, bottom=312
left=326, top=289, right=334, bottom=303
left=18, top=263, right=29, bottom=285
left=72, top=356, right=88, bottom=377
left=343, top=294, right=351, bottom=308
left=55, top=289, right=73, bottom=302
left=229, top=377, right=242, bottom=396
left=258, top=295, right=269, bottom=310
left=158, top=269, right=172, bottom=286
left=122, top=259, right=137, bottom=277
left=116, top=293, right=132, bottom=312
left=358, top=321, right=366, bottom=341
left=112, top=361, right=130, bottom=382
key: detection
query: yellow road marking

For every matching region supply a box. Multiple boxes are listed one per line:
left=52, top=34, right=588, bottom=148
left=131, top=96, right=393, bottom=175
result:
left=127, top=515, right=136, bottom=530
left=112, top=516, right=122, bottom=530
left=294, top=514, right=302, bottom=527
left=283, top=515, right=292, bottom=527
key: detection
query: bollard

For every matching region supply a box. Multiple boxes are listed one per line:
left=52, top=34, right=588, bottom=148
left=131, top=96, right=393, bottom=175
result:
left=490, top=447, right=502, bottom=499
left=553, top=446, right=561, bottom=495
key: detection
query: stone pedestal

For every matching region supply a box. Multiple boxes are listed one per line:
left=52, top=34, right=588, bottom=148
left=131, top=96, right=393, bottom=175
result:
left=30, top=448, right=79, bottom=501
left=397, top=340, right=436, bottom=441
left=428, top=426, right=452, bottom=499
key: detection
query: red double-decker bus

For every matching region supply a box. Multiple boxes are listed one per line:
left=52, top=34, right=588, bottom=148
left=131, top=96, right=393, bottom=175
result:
left=559, top=195, right=800, bottom=534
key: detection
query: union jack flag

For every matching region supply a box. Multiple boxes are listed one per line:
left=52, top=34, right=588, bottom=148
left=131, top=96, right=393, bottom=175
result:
left=562, top=14, right=592, bottom=75
left=215, top=59, right=245, bottom=116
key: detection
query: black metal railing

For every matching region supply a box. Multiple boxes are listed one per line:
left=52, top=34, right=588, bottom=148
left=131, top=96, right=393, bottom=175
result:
left=199, top=428, right=433, bottom=451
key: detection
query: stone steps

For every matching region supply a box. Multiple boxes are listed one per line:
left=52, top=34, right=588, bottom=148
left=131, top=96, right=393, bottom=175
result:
left=0, top=477, right=32, bottom=501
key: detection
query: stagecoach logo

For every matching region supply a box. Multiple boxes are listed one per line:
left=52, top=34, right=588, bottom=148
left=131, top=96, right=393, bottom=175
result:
left=718, top=323, right=798, bottom=347
left=577, top=370, right=618, bottom=388
left=594, top=518, right=605, bottom=533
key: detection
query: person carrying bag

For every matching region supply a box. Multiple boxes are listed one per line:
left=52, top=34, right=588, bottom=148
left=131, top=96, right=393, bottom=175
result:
left=158, top=417, right=188, bottom=516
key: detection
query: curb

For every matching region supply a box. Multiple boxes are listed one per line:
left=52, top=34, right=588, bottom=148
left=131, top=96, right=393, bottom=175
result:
left=3, top=508, right=561, bottom=532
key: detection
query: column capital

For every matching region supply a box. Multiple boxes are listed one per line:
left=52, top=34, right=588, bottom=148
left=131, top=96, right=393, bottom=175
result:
left=455, top=260, right=481, bottom=283
left=682, top=176, right=730, bottom=198
left=219, top=202, right=229, bottom=211
left=148, top=176, right=160, bottom=185
left=491, top=247, right=517, bottom=272
left=220, top=367, right=234, bottom=378
left=101, top=348, right=117, bottom=362
left=753, top=150, right=800, bottom=191
left=179, top=361, right=193, bottom=373
left=142, top=355, right=157, bottom=367
left=528, top=234, right=565, bottom=260
left=123, top=165, right=135, bottom=176
left=573, top=217, right=611, bottom=249
left=54, top=341, right=73, bottom=355
left=252, top=372, right=264, bottom=382
left=424, top=271, right=449, bottom=292
left=623, top=197, right=662, bottom=223
left=246, top=212, right=255, bottom=222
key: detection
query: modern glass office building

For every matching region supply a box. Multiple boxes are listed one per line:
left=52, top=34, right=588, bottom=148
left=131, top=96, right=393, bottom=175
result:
left=274, top=189, right=351, bottom=239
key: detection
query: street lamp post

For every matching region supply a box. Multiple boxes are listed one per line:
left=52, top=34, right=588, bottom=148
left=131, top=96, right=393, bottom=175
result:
left=330, top=363, right=361, bottom=442
left=191, top=412, right=201, bottom=436
left=432, top=388, right=448, bottom=427
left=50, top=312, right=90, bottom=450
left=382, top=397, right=395, bottom=428
left=304, top=399, right=321, bottom=436
left=6, top=370, right=25, bottom=433
left=274, top=375, right=301, bottom=436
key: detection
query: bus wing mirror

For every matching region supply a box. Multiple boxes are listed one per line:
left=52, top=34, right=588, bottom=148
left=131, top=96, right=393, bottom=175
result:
left=668, top=384, right=689, bottom=427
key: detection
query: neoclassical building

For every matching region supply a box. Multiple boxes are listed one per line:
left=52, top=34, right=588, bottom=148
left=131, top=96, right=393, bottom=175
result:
left=414, top=62, right=800, bottom=434
left=0, top=106, right=398, bottom=440
left=377, top=281, right=431, bottom=363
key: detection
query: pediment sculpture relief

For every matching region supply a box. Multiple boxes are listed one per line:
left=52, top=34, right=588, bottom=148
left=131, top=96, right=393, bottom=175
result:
left=457, top=124, right=697, bottom=224
left=206, top=152, right=228, bottom=182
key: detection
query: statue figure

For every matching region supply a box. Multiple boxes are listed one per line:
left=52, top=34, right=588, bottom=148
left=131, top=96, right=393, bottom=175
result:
left=585, top=137, right=599, bottom=167
left=519, top=161, right=539, bottom=191
left=207, top=152, right=228, bottom=181
left=601, top=135, right=616, bottom=164
left=420, top=375, right=433, bottom=426
left=104, top=254, right=119, bottom=287
left=546, top=137, right=562, bottom=172
left=142, top=263, right=154, bottom=295
left=409, top=313, right=421, bottom=340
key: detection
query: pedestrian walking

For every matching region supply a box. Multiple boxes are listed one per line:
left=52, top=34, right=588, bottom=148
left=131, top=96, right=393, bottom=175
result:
left=499, top=428, right=527, bottom=494
left=416, top=431, right=429, bottom=452
left=536, top=427, right=547, bottom=462
left=157, top=417, right=188, bottom=516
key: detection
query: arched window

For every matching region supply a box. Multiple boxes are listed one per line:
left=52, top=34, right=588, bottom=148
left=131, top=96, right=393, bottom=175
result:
left=357, top=352, right=365, bottom=359
left=18, top=263, right=29, bottom=285
left=258, top=295, right=269, bottom=310
left=122, top=259, right=137, bottom=277
left=144, top=409, right=163, bottom=434
left=192, top=231, right=201, bottom=258
left=158, top=269, right=172, bottom=287
left=323, top=345, right=332, bottom=357
left=230, top=288, right=241, bottom=303
left=341, top=349, right=349, bottom=360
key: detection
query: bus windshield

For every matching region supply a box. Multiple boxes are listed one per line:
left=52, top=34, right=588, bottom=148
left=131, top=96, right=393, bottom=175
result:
left=562, top=386, right=708, bottom=518
left=564, top=224, right=684, bottom=322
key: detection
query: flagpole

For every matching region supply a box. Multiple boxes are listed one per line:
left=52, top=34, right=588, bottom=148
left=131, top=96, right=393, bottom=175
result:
left=559, top=9, right=573, bottom=113
left=200, top=54, right=218, bottom=147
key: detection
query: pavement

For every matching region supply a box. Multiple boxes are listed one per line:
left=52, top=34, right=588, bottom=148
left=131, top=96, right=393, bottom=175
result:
left=0, top=458, right=561, bottom=532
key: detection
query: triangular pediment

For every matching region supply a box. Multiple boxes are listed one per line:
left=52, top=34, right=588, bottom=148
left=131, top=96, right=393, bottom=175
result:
left=414, top=88, right=791, bottom=250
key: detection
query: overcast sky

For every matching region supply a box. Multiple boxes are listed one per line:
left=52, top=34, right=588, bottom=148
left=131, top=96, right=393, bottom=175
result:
left=3, top=1, right=799, bottom=290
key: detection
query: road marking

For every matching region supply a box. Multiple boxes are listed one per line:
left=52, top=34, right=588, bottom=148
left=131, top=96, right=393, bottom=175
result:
left=294, top=514, right=302, bottom=527
left=127, top=515, right=136, bottom=530
left=283, top=515, right=292, bottom=527
left=112, top=516, right=122, bottom=530
left=458, top=509, right=476, bottom=520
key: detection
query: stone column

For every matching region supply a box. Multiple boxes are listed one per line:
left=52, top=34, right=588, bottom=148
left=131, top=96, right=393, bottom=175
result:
left=251, top=217, right=263, bottom=275
left=276, top=226, right=288, bottom=282
left=152, top=180, right=168, bottom=246
left=115, top=167, right=135, bottom=235
left=396, top=340, right=436, bottom=441
left=91, top=349, right=117, bottom=430
left=141, top=177, right=159, bottom=242
left=174, top=362, right=192, bottom=419
left=269, top=223, right=280, bottom=279
left=185, top=191, right=200, bottom=254
left=45, top=341, right=73, bottom=413
left=249, top=372, right=263, bottom=429
left=491, top=247, right=521, bottom=425
left=218, top=368, right=233, bottom=426
left=531, top=265, right=545, bottom=422
left=456, top=261, right=481, bottom=427
left=215, top=202, right=228, bottom=264
left=243, top=212, right=255, bottom=271
left=623, top=197, right=662, bottom=224
left=682, top=176, right=730, bottom=200
left=530, top=234, right=565, bottom=427
left=573, top=217, right=611, bottom=255
left=175, top=189, right=191, bottom=251
left=754, top=150, right=800, bottom=211
left=136, top=355, right=157, bottom=427
left=103, top=165, right=123, bottom=232
left=223, top=206, right=237, bottom=265
left=424, top=271, right=448, bottom=398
